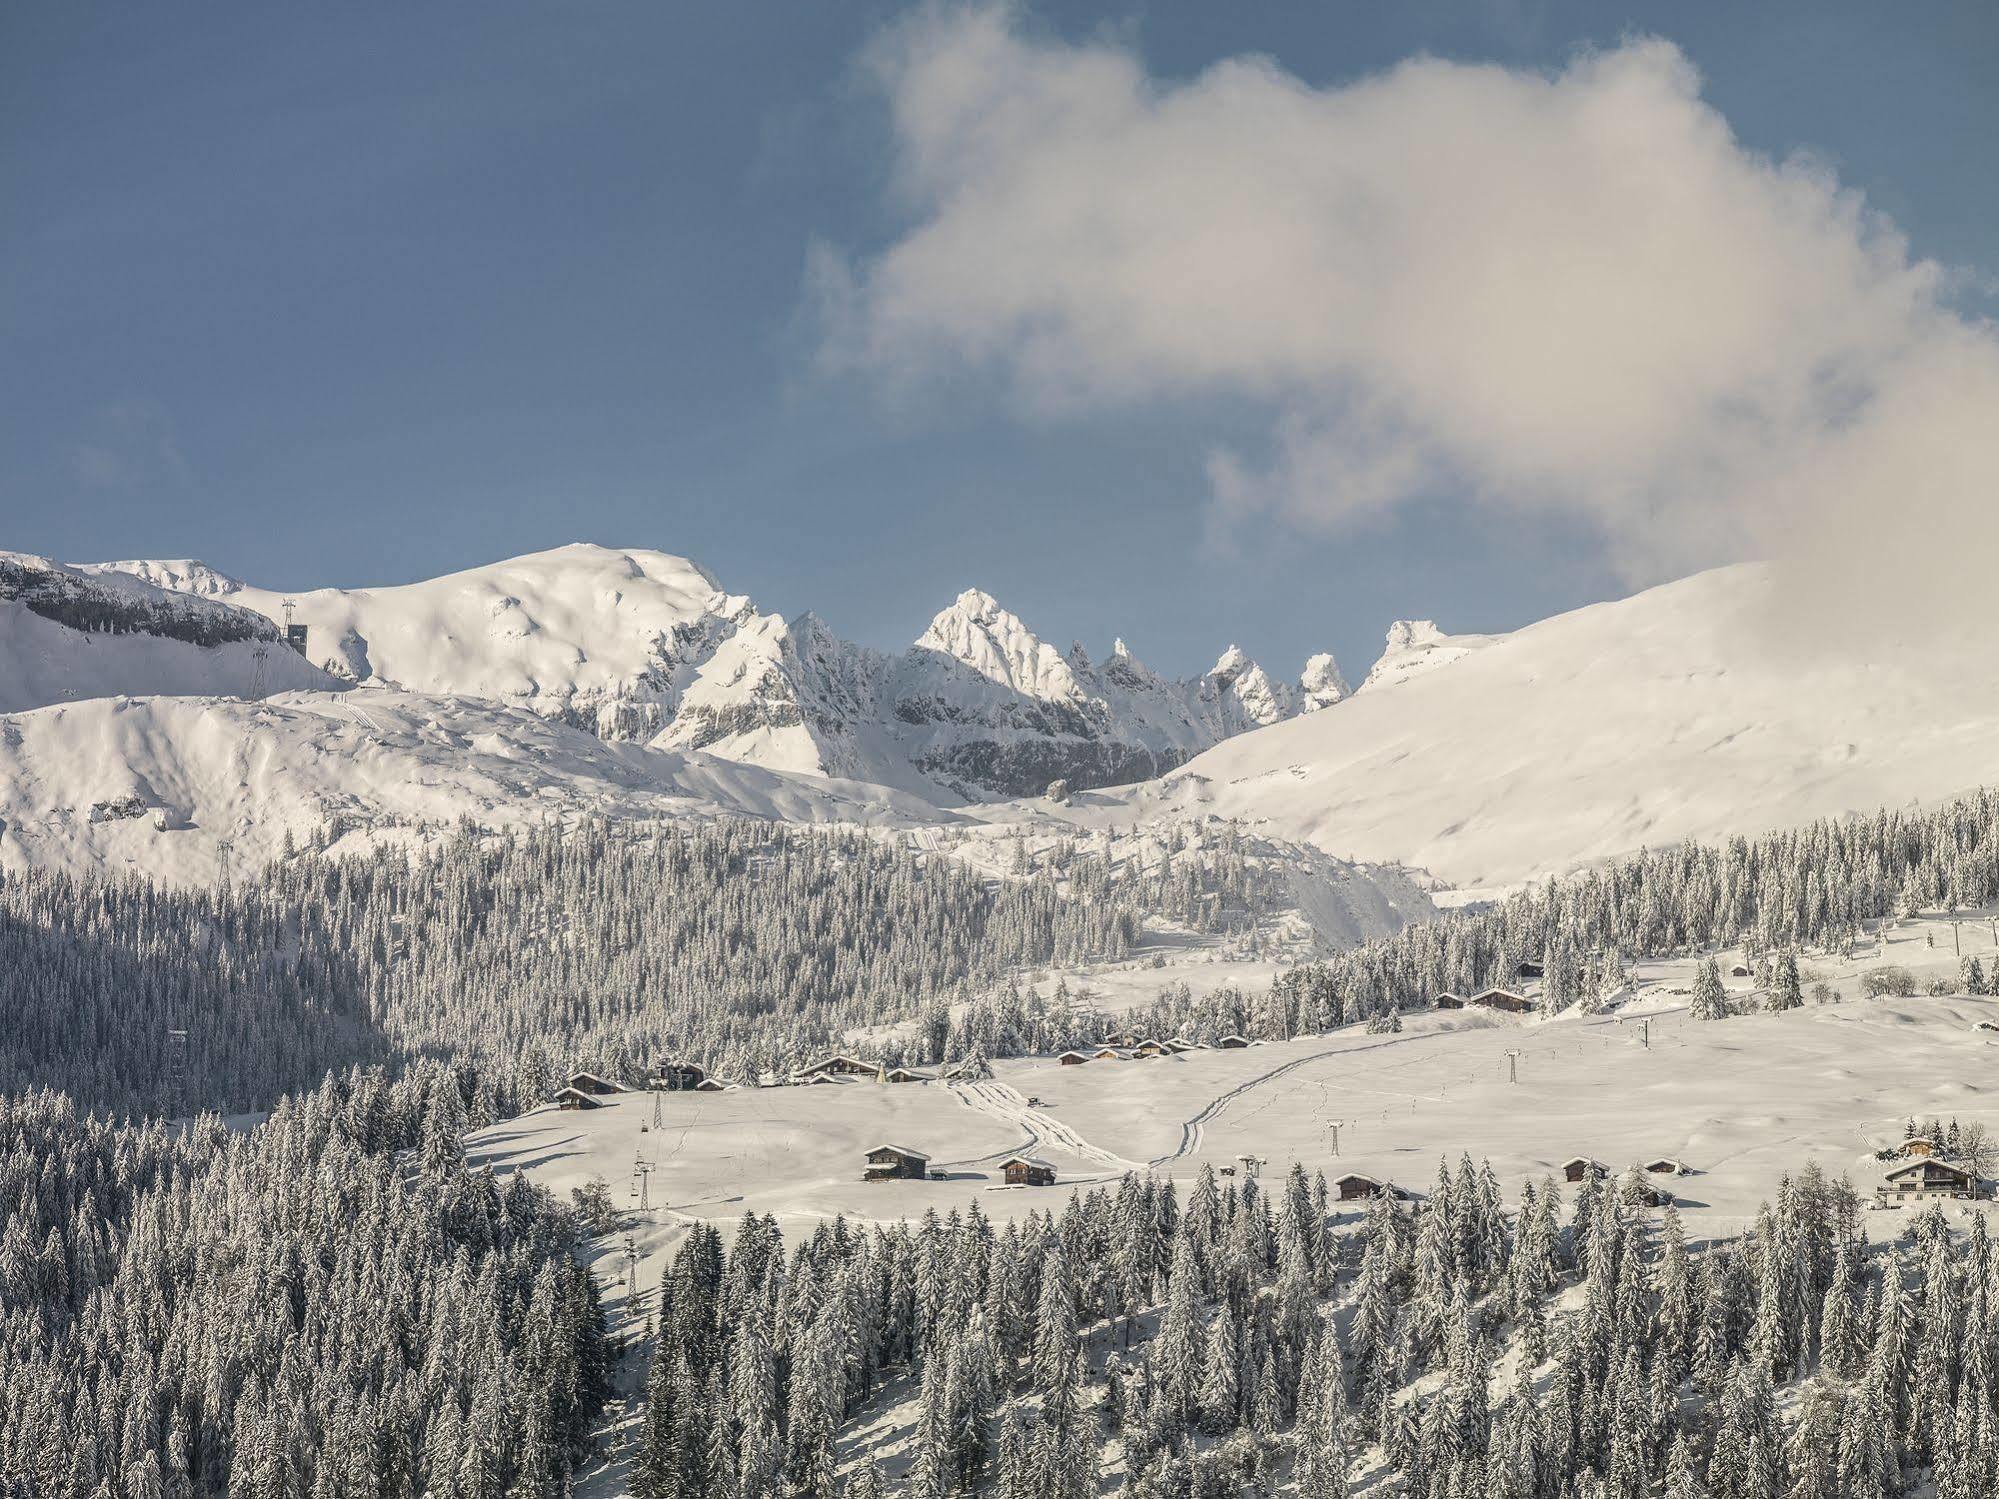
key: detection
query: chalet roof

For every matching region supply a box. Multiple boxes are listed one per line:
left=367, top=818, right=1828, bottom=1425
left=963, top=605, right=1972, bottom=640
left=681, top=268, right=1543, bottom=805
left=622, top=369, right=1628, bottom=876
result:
left=1901, top=1135, right=1942, bottom=1148
left=804, top=1053, right=870, bottom=1072
left=1000, top=1156, right=1056, bottom=1171
left=866, top=1143, right=929, bottom=1162
left=884, top=1066, right=931, bottom=1079
left=1645, top=1158, right=1688, bottom=1173
left=1885, top=1158, right=1973, bottom=1181
left=551, top=1086, right=600, bottom=1105
left=1561, top=1156, right=1608, bottom=1173
left=1333, top=1172, right=1384, bottom=1187
left=1214, top=1034, right=1251, bottom=1045
left=1056, top=1050, right=1090, bottom=1061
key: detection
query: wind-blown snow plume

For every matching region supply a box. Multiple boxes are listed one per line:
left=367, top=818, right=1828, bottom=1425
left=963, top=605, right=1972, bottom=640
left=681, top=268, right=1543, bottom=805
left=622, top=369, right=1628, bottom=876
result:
left=817, top=6, right=1999, bottom=635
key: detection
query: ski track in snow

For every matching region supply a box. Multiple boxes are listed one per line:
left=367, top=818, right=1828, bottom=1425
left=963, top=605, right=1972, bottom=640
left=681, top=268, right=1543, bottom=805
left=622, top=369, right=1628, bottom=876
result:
left=1153, top=1031, right=1448, bottom=1166
left=942, top=1081, right=1147, bottom=1175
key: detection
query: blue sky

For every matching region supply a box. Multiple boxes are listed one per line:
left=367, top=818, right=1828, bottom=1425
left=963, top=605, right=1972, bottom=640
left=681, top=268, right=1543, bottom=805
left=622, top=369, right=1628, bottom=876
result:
left=5, top=4, right=1995, bottom=681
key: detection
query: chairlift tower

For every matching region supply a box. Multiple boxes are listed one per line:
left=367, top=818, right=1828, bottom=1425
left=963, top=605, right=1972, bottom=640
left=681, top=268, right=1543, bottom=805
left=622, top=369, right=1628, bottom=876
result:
left=1504, top=1048, right=1524, bottom=1084
left=216, top=838, right=234, bottom=891
left=250, top=644, right=269, bottom=699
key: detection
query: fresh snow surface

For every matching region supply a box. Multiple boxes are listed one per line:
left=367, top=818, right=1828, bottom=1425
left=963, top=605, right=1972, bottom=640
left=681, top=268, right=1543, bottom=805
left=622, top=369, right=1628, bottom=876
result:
left=1, top=552, right=335, bottom=711
left=0, top=688, right=952, bottom=883
left=1081, top=563, right=1999, bottom=898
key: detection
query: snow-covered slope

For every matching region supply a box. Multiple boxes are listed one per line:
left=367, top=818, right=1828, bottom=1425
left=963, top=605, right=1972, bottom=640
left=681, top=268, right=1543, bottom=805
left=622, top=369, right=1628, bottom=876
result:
left=0, top=690, right=954, bottom=883
left=1, top=552, right=335, bottom=711
left=90, top=547, right=1344, bottom=800
left=1082, top=563, right=1999, bottom=897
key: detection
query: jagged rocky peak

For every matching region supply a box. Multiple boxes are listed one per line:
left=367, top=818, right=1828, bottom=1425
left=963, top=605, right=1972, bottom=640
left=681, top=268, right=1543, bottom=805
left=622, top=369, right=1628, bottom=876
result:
left=1208, top=644, right=1254, bottom=689
left=914, top=588, right=1083, bottom=697
left=1361, top=617, right=1495, bottom=693
left=1300, top=651, right=1350, bottom=709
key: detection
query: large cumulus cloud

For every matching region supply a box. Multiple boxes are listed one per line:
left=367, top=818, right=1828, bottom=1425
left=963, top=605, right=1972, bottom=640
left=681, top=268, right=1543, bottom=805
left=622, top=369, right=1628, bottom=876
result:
left=817, top=6, right=1999, bottom=628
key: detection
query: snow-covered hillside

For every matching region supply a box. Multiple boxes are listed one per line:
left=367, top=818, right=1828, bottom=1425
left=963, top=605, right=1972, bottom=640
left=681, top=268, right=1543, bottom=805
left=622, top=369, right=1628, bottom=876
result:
left=91, top=546, right=1343, bottom=800
left=1, top=552, right=335, bottom=711
left=0, top=689, right=948, bottom=882
left=1079, top=564, right=1999, bottom=897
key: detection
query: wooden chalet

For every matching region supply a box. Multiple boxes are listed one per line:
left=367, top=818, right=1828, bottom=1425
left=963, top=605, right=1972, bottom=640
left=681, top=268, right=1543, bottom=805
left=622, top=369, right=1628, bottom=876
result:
left=1092, top=1046, right=1127, bottom=1061
left=553, top=1086, right=602, bottom=1111
left=1900, top=1136, right=1942, bottom=1158
left=1057, top=1051, right=1090, bottom=1066
left=863, top=1144, right=930, bottom=1181
left=1730, top=963, right=1753, bottom=978
left=566, top=1070, right=627, bottom=1096
left=884, top=1066, right=930, bottom=1083
left=1562, top=1156, right=1609, bottom=1184
left=1333, top=1172, right=1400, bottom=1202
left=1214, top=1034, right=1252, bottom=1049
left=1434, top=992, right=1466, bottom=1011
left=693, top=1077, right=728, bottom=1092
left=1102, top=1030, right=1139, bottom=1047
left=1472, top=987, right=1535, bottom=1014
left=1516, top=959, right=1545, bottom=980
left=799, top=1053, right=876, bottom=1079
left=1645, top=1158, right=1689, bottom=1176
left=1881, top=1158, right=1978, bottom=1201
left=649, top=1060, right=706, bottom=1092
left=1166, top=1038, right=1202, bottom=1054
left=1132, top=1039, right=1170, bottom=1058
left=1001, top=1156, right=1057, bottom=1187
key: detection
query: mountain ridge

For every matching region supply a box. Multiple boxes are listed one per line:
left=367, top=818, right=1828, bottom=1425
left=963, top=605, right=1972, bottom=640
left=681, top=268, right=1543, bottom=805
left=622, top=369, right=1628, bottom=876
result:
left=88, top=543, right=1345, bottom=801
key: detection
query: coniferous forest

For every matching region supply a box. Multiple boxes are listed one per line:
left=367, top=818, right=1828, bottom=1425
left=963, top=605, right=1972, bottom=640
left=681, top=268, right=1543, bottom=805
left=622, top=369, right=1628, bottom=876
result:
left=10, top=792, right=1999, bottom=1492
left=627, top=1155, right=1998, bottom=1499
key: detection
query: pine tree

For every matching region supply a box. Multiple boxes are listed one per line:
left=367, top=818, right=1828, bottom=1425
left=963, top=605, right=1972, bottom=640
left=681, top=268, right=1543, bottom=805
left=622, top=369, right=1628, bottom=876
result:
left=1692, top=959, right=1729, bottom=1021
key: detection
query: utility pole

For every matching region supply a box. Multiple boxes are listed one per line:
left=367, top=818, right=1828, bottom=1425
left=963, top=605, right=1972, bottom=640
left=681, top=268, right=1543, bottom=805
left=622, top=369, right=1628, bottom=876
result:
left=1640, top=1019, right=1651, bottom=1051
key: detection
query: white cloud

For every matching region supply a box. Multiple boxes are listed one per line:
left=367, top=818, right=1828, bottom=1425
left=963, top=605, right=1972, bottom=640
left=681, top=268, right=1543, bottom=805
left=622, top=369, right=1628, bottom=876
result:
left=821, top=6, right=1999, bottom=630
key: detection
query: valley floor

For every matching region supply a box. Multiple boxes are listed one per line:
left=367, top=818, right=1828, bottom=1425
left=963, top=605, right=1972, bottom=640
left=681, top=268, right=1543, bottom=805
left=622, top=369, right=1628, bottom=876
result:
left=463, top=911, right=1999, bottom=1492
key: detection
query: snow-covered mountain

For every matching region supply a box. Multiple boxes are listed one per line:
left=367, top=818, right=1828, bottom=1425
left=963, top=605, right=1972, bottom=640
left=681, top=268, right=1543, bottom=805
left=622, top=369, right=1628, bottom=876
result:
left=90, top=545, right=1343, bottom=800
left=1073, top=563, right=1999, bottom=897
left=0, top=689, right=951, bottom=882
left=1, top=552, right=336, bottom=711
